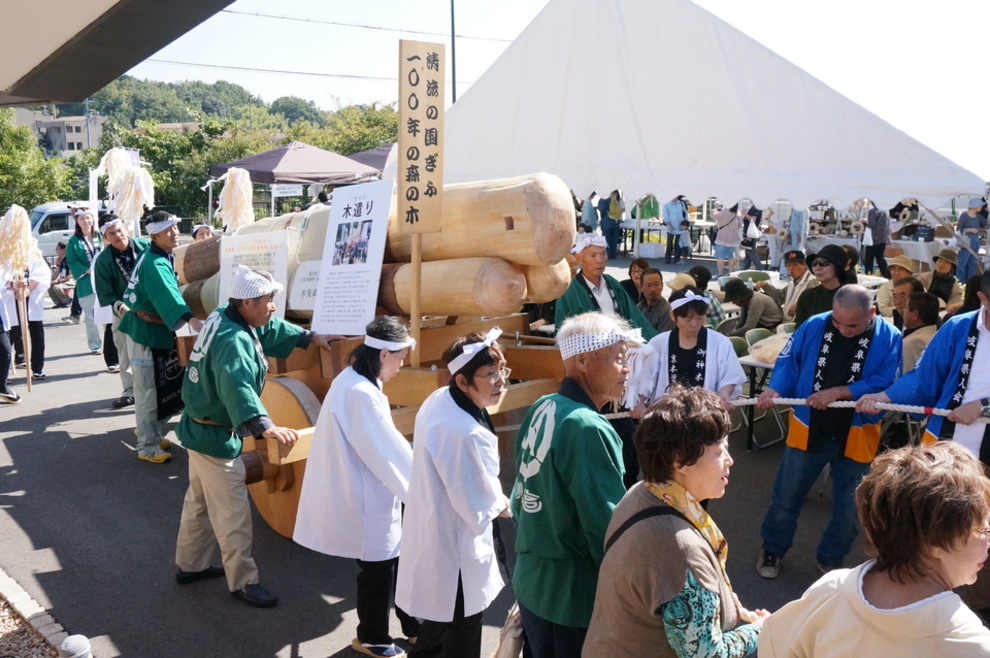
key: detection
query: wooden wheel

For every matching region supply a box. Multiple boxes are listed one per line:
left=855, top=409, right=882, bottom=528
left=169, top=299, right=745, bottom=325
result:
left=247, top=376, right=322, bottom=538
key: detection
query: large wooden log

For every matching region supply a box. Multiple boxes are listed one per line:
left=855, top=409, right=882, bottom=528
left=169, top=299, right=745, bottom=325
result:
left=386, top=173, right=575, bottom=265
left=379, top=258, right=527, bottom=317
left=520, top=259, right=572, bottom=303
left=173, top=234, right=222, bottom=285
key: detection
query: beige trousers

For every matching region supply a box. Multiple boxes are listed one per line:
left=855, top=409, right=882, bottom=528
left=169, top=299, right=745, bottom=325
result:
left=175, top=449, right=258, bottom=592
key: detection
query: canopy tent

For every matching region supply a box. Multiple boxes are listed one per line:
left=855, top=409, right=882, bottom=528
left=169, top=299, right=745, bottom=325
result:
left=444, top=0, right=987, bottom=211
left=209, top=141, right=380, bottom=185
left=348, top=143, right=397, bottom=172
left=1, top=0, right=232, bottom=106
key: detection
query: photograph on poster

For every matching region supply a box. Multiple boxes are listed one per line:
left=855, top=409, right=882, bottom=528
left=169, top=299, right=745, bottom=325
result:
left=331, top=220, right=373, bottom=266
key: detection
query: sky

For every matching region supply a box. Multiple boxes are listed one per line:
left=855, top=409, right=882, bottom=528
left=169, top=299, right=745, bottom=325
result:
left=128, top=0, right=990, bottom=180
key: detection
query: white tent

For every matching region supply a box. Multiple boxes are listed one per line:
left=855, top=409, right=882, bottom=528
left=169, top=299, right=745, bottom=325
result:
left=445, top=0, right=987, bottom=210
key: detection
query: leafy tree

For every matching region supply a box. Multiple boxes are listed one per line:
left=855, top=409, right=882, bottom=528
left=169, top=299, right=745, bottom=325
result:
left=0, top=109, right=70, bottom=211
left=324, top=102, right=398, bottom=155
left=269, top=96, right=326, bottom=126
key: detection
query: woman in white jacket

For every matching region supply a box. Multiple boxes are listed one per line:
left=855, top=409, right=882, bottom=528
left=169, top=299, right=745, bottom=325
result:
left=294, top=316, right=419, bottom=658
left=396, top=328, right=512, bottom=658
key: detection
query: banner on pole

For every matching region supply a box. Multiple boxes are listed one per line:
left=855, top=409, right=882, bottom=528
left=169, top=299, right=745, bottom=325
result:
left=398, top=39, right=445, bottom=235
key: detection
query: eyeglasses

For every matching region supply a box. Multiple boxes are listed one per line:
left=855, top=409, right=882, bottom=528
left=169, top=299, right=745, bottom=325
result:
left=978, top=527, right=990, bottom=538
left=810, top=259, right=833, bottom=268
left=477, top=367, right=512, bottom=383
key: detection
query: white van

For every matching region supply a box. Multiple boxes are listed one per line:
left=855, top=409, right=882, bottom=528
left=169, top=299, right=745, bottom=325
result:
left=29, top=201, right=108, bottom=259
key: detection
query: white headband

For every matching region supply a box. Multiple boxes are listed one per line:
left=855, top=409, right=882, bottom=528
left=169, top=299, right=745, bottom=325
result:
left=558, top=327, right=642, bottom=361
left=570, top=234, right=608, bottom=254
left=447, top=327, right=502, bottom=375
left=670, top=291, right=711, bottom=311
left=364, top=335, right=416, bottom=351
left=100, top=218, right=125, bottom=234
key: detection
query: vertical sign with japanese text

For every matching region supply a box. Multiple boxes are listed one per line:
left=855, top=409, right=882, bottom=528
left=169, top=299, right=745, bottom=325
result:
left=311, top=179, right=394, bottom=335
left=398, top=40, right=444, bottom=234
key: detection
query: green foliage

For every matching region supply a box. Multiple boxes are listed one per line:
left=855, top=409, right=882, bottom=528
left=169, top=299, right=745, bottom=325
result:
left=269, top=96, right=326, bottom=126
left=325, top=102, right=398, bottom=155
left=0, top=109, right=70, bottom=211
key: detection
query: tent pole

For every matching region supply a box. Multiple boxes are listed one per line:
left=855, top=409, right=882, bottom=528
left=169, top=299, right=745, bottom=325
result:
left=270, top=185, right=275, bottom=218
left=634, top=199, right=642, bottom=258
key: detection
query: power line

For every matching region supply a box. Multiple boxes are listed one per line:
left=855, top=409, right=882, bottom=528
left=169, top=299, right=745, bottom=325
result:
left=143, top=59, right=474, bottom=86
left=221, top=9, right=512, bottom=42
left=145, top=59, right=397, bottom=81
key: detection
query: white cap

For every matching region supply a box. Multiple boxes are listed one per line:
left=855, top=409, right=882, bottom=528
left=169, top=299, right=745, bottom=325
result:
left=145, top=215, right=179, bottom=235
left=230, top=265, right=283, bottom=300
left=571, top=234, right=608, bottom=255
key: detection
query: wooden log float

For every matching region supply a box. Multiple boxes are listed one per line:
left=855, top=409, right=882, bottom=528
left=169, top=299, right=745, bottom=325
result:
left=519, top=259, right=572, bottom=303
left=386, top=173, right=576, bottom=266
left=378, top=258, right=527, bottom=317
left=173, top=234, right=222, bottom=285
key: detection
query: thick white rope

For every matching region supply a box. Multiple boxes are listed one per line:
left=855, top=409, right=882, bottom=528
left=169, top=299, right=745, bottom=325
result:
left=492, top=399, right=989, bottom=433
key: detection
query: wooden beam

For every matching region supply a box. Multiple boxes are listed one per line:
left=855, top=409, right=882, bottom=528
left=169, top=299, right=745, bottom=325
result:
left=502, top=345, right=565, bottom=382
left=415, top=314, right=529, bottom=362
left=383, top=368, right=448, bottom=407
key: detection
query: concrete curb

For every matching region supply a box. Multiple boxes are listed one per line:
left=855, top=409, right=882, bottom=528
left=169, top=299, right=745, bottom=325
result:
left=0, top=565, right=69, bottom=653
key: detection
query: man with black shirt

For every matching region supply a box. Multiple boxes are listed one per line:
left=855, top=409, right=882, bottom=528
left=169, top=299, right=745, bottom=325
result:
left=754, top=285, right=900, bottom=579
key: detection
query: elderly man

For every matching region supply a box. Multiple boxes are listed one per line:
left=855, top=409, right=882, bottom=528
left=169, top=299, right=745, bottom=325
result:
left=755, top=250, right=820, bottom=321
left=119, top=212, right=203, bottom=464
left=554, top=235, right=657, bottom=339
left=889, top=276, right=924, bottom=331
left=637, top=268, right=674, bottom=335
left=175, top=266, right=336, bottom=608
left=873, top=255, right=915, bottom=318
left=756, top=285, right=901, bottom=579
left=723, top=277, right=783, bottom=337
left=917, top=248, right=963, bottom=314
left=511, top=312, right=634, bottom=657
left=94, top=218, right=150, bottom=409
left=901, top=292, right=940, bottom=372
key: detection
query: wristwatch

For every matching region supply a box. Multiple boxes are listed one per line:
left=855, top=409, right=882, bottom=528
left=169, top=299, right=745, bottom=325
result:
left=982, top=398, right=990, bottom=419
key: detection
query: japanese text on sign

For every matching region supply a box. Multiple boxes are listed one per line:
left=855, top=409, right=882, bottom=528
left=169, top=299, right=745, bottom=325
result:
left=398, top=40, right=444, bottom=234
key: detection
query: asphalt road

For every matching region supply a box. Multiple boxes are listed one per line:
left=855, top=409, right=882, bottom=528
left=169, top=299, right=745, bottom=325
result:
left=0, top=254, right=865, bottom=657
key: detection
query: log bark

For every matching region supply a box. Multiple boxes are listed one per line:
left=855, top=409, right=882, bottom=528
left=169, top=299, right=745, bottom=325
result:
left=379, top=258, right=527, bottom=317
left=173, top=234, right=222, bottom=285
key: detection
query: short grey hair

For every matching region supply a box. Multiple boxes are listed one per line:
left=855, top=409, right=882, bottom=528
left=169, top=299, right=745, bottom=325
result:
left=557, top=311, right=632, bottom=345
left=833, top=284, right=873, bottom=314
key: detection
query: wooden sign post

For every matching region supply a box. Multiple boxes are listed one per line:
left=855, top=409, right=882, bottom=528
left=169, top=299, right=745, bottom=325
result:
left=398, top=40, right=445, bottom=366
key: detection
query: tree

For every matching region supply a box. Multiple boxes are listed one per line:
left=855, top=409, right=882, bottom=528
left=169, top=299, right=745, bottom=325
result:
left=0, top=109, right=70, bottom=211
left=324, top=102, right=398, bottom=155
left=269, top=96, right=325, bottom=126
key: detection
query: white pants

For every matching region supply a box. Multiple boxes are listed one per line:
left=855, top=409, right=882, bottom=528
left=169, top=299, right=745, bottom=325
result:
left=175, top=450, right=258, bottom=591
left=112, top=315, right=134, bottom=397
left=78, top=293, right=102, bottom=352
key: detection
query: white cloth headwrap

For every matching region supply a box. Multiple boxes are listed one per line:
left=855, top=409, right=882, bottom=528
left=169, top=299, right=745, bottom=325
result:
left=364, top=335, right=416, bottom=351
left=100, top=218, right=125, bottom=234
left=670, top=291, right=711, bottom=311
left=558, top=327, right=642, bottom=361
left=229, top=264, right=283, bottom=299
left=570, top=234, right=609, bottom=254
left=145, top=215, right=179, bottom=235
left=192, top=223, right=213, bottom=234
left=447, top=327, right=502, bottom=375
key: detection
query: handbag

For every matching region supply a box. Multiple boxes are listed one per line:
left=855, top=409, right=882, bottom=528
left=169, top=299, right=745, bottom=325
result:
left=745, top=220, right=761, bottom=240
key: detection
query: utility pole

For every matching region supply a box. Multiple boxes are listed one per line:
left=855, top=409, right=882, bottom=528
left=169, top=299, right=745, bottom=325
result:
left=450, top=0, right=457, bottom=102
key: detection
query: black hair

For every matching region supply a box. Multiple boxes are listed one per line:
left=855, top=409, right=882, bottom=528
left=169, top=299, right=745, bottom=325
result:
left=669, top=286, right=709, bottom=318
left=349, top=316, right=411, bottom=382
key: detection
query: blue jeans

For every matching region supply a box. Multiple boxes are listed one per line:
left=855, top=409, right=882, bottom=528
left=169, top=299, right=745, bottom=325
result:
left=518, top=600, right=586, bottom=658
left=760, top=443, right=870, bottom=566
left=958, top=234, right=980, bottom=283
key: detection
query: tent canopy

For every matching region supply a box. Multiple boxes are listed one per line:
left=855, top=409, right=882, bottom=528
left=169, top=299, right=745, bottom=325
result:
left=348, top=143, right=397, bottom=172
left=445, top=0, right=987, bottom=210
left=209, top=141, right=379, bottom=185
left=1, top=0, right=232, bottom=106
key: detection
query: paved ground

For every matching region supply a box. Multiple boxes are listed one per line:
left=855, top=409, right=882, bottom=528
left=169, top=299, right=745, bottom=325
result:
left=0, top=251, right=864, bottom=657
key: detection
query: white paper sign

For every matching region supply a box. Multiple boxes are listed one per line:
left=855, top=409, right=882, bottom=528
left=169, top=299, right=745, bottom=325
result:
left=217, top=230, right=290, bottom=318
left=312, top=179, right=393, bottom=335
left=272, top=184, right=304, bottom=198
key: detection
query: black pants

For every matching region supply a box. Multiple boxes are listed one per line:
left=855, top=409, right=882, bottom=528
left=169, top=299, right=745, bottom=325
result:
left=0, top=330, right=11, bottom=392
left=410, top=575, right=483, bottom=658
left=355, top=558, right=420, bottom=645
left=102, top=323, right=118, bottom=367
left=863, top=243, right=889, bottom=278
left=71, top=288, right=81, bottom=317
left=10, top=321, right=44, bottom=374
left=665, top=232, right=681, bottom=263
